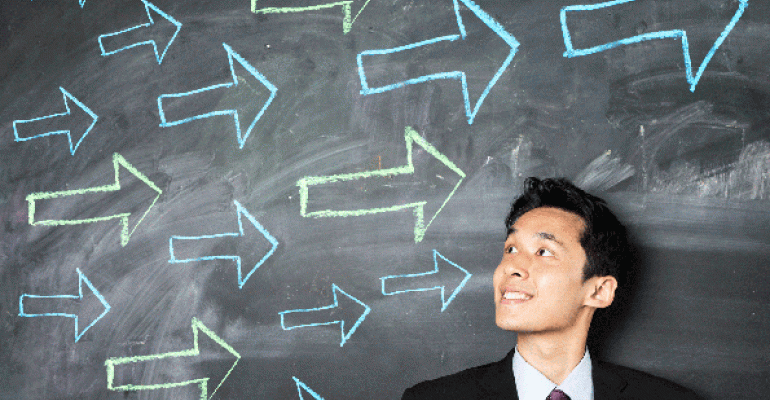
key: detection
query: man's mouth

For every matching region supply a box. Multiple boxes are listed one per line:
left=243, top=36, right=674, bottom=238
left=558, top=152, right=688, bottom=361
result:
left=502, top=291, right=532, bottom=301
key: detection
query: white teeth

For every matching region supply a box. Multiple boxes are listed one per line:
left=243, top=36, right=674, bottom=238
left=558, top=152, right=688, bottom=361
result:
left=503, top=291, right=532, bottom=300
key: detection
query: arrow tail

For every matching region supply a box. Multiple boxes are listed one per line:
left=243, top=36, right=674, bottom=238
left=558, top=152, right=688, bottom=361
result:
left=251, top=0, right=373, bottom=34
left=19, top=294, right=79, bottom=318
left=169, top=232, right=240, bottom=263
left=158, top=82, right=235, bottom=127
left=357, top=35, right=461, bottom=95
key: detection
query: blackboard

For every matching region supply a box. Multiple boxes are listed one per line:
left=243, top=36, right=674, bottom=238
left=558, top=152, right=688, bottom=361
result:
left=1, top=0, right=769, bottom=398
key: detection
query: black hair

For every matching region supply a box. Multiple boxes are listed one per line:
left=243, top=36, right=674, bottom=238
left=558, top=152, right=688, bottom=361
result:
left=505, top=177, right=631, bottom=284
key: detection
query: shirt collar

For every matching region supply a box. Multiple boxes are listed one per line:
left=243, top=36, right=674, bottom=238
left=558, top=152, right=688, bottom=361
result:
left=512, top=346, right=594, bottom=400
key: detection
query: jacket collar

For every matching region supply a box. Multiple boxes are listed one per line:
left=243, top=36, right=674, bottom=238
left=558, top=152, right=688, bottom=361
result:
left=485, top=348, right=628, bottom=400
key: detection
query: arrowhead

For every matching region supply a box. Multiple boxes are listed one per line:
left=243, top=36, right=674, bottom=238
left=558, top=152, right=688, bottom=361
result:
left=191, top=318, right=241, bottom=398
left=74, top=268, right=110, bottom=342
left=233, top=200, right=279, bottom=289
left=222, top=43, right=278, bottom=148
left=293, top=377, right=326, bottom=400
left=113, top=153, right=163, bottom=246
left=143, top=0, right=183, bottom=64
left=331, top=285, right=370, bottom=347
left=61, top=87, right=98, bottom=155
left=454, top=0, right=519, bottom=124
left=433, top=250, right=472, bottom=312
left=407, top=127, right=466, bottom=243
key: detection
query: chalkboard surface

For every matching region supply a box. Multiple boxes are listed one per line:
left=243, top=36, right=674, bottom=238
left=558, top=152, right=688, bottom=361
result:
left=1, top=0, right=769, bottom=399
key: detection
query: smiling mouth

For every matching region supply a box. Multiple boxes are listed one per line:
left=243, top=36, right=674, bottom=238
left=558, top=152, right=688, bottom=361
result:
left=502, top=291, right=532, bottom=301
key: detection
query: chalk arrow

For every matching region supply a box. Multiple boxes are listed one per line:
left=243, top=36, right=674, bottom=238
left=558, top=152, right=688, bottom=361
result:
left=98, top=0, right=182, bottom=64
left=298, top=126, right=465, bottom=243
left=279, top=284, right=370, bottom=347
left=158, top=43, right=278, bottom=149
left=251, top=0, right=372, bottom=34
left=18, top=268, right=110, bottom=342
left=294, top=377, right=326, bottom=400
left=26, top=153, right=162, bottom=247
left=12, top=87, right=97, bottom=155
left=169, top=200, right=279, bottom=289
left=561, top=0, right=748, bottom=92
left=357, top=0, right=519, bottom=124
left=381, top=249, right=471, bottom=312
left=105, top=317, right=240, bottom=400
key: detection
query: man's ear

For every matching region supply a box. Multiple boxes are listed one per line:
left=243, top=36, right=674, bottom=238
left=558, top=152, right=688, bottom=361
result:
left=584, top=276, right=618, bottom=309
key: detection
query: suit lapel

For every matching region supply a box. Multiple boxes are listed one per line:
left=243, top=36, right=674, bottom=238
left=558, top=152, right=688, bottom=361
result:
left=592, top=360, right=627, bottom=400
left=477, top=347, right=519, bottom=400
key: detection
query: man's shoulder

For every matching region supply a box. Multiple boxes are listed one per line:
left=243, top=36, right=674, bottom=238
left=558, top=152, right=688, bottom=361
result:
left=595, top=361, right=702, bottom=399
left=402, top=357, right=513, bottom=400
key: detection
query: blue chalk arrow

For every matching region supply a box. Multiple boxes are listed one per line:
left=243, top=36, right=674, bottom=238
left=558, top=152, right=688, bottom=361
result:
left=293, top=377, right=325, bottom=400
left=12, top=87, right=97, bottom=155
left=381, top=249, right=471, bottom=312
left=19, top=268, right=110, bottom=342
left=356, top=0, right=519, bottom=125
left=561, top=0, right=748, bottom=92
left=157, top=43, right=278, bottom=149
left=98, top=0, right=182, bottom=64
left=169, top=200, right=278, bottom=289
left=279, top=284, right=370, bottom=347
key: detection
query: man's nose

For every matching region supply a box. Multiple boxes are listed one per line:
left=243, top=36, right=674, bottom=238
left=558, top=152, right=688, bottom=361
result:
left=500, top=255, right=529, bottom=279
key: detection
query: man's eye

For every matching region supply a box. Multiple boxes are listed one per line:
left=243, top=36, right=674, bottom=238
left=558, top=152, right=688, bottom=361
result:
left=536, top=248, right=554, bottom=257
left=505, top=246, right=518, bottom=254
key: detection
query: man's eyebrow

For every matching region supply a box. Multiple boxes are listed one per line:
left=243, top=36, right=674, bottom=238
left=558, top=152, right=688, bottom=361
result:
left=506, top=228, right=565, bottom=247
left=536, top=232, right=564, bottom=247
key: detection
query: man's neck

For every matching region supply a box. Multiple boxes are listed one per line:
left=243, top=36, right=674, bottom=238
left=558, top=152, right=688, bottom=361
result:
left=515, top=328, right=589, bottom=385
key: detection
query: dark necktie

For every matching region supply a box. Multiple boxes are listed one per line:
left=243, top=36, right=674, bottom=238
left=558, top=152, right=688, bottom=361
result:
left=547, top=388, right=571, bottom=400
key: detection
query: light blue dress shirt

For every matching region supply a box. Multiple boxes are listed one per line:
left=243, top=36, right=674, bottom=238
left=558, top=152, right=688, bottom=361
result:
left=512, top=347, right=594, bottom=400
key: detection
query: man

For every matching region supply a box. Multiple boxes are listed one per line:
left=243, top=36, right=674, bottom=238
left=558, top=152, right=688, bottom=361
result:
left=402, top=177, right=700, bottom=400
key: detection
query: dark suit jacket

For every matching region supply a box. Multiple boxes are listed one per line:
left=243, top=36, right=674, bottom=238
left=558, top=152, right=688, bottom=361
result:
left=402, top=348, right=701, bottom=400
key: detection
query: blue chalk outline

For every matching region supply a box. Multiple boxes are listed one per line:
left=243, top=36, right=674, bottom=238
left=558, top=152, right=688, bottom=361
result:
left=279, top=284, right=371, bottom=347
left=18, top=268, right=111, bottom=342
left=380, top=249, right=471, bottom=312
left=97, top=0, right=182, bottom=64
left=33, top=0, right=87, bottom=7
left=356, top=0, right=519, bottom=124
left=169, top=200, right=279, bottom=289
left=157, top=43, right=278, bottom=149
left=12, top=87, right=98, bottom=156
left=561, top=0, right=748, bottom=92
left=293, top=377, right=325, bottom=400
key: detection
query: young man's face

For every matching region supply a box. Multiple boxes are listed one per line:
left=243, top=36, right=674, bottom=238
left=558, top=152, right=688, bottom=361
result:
left=493, top=206, right=595, bottom=333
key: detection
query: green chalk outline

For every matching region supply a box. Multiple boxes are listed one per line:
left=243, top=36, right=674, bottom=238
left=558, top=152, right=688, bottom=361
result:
left=298, top=126, right=466, bottom=243
left=250, top=0, right=372, bottom=34
left=105, top=317, right=241, bottom=400
left=26, top=153, right=162, bottom=247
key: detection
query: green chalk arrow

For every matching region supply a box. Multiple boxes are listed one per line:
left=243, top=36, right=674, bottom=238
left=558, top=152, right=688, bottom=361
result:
left=105, top=317, right=240, bottom=400
left=251, top=0, right=372, bottom=34
left=298, top=126, right=465, bottom=243
left=26, top=153, right=162, bottom=247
